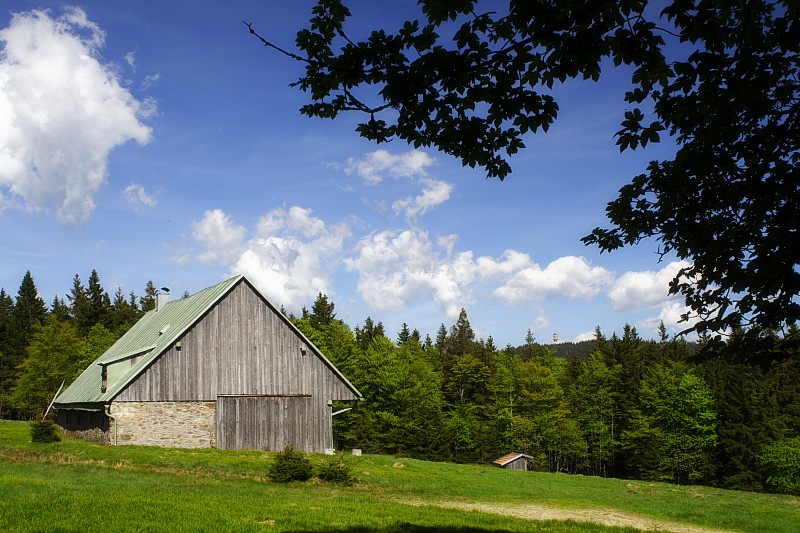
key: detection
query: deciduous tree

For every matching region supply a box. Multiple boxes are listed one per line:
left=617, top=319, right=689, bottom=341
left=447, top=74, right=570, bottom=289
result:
left=248, top=0, right=800, bottom=352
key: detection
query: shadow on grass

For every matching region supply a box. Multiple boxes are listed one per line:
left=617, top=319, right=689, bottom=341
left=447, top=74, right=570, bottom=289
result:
left=291, top=524, right=511, bottom=533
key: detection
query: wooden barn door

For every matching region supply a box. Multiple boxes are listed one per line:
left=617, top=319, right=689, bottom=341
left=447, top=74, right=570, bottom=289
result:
left=216, top=395, right=313, bottom=451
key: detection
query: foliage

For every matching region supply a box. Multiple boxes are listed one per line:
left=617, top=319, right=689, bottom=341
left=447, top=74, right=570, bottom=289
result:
left=316, top=454, right=355, bottom=484
left=269, top=444, right=314, bottom=483
left=249, top=0, right=800, bottom=353
left=624, top=364, right=717, bottom=484
left=760, top=437, right=800, bottom=495
left=3, top=268, right=800, bottom=496
left=11, top=316, right=82, bottom=416
left=29, top=419, right=60, bottom=443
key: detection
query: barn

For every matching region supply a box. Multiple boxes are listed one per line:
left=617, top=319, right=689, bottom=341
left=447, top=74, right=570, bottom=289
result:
left=54, top=275, right=361, bottom=452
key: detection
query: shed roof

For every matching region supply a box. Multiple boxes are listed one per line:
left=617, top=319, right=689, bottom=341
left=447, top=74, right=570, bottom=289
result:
left=492, top=452, right=533, bottom=467
left=55, top=275, right=361, bottom=408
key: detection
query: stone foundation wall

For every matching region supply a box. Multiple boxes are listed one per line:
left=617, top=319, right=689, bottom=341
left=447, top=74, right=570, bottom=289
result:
left=110, top=401, right=216, bottom=448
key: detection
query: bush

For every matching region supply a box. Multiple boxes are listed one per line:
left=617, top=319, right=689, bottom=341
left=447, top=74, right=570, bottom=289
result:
left=269, top=445, right=313, bottom=483
left=760, top=437, right=800, bottom=495
left=317, top=454, right=355, bottom=484
left=30, top=419, right=61, bottom=443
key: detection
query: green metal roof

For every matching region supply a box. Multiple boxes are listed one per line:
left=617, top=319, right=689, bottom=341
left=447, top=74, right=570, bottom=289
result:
left=55, top=275, right=361, bottom=408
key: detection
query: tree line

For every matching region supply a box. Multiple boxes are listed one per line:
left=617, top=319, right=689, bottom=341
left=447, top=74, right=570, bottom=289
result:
left=1, top=270, right=799, bottom=494
left=0, top=270, right=158, bottom=419
left=294, top=294, right=800, bottom=495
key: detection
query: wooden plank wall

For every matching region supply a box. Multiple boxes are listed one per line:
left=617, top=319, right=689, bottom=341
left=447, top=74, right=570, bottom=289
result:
left=116, top=282, right=358, bottom=403
left=216, top=395, right=330, bottom=452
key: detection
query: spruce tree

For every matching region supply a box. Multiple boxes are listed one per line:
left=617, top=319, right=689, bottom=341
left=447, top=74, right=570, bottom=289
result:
left=50, top=296, right=71, bottom=322
left=4, top=272, right=48, bottom=417
left=140, top=280, right=157, bottom=312
left=67, top=274, right=87, bottom=328
left=85, top=269, right=110, bottom=330
left=0, top=288, right=15, bottom=417
left=309, top=292, right=336, bottom=329
left=396, top=323, right=411, bottom=346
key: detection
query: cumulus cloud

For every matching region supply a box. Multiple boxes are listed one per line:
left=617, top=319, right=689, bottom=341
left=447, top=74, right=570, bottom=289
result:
left=124, top=183, right=159, bottom=207
left=342, top=149, right=435, bottom=184
left=345, top=229, right=476, bottom=319
left=392, top=178, right=454, bottom=219
left=0, top=7, right=153, bottom=225
left=608, top=261, right=691, bottom=312
left=191, top=207, right=350, bottom=311
left=344, top=228, right=616, bottom=322
left=573, top=329, right=598, bottom=342
left=192, top=209, right=248, bottom=264
left=493, top=256, right=615, bottom=305
left=636, top=301, right=700, bottom=337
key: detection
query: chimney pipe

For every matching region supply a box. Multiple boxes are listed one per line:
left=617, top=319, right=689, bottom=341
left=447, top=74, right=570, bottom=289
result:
left=156, top=288, right=171, bottom=311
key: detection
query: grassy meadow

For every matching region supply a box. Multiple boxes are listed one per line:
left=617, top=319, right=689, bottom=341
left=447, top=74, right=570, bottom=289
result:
left=1, top=420, right=798, bottom=532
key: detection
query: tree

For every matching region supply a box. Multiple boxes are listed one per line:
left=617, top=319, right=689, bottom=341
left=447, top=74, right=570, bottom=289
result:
left=623, top=363, right=717, bottom=484
left=11, top=316, right=82, bottom=417
left=84, top=269, right=110, bottom=330
left=396, top=322, right=411, bottom=346
left=0, top=288, right=15, bottom=417
left=107, top=287, right=142, bottom=334
left=569, top=351, right=621, bottom=477
left=140, top=280, right=157, bottom=312
left=3, top=272, right=48, bottom=416
left=309, top=292, right=336, bottom=329
left=249, top=0, right=800, bottom=352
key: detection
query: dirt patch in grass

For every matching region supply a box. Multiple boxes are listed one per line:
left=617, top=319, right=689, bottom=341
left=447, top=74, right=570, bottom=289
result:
left=399, top=498, right=733, bottom=533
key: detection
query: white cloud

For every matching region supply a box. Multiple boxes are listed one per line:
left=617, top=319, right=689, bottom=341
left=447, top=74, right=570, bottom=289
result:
left=192, top=209, right=248, bottom=264
left=171, top=253, right=191, bottom=266
left=476, top=249, right=533, bottom=281
left=608, top=260, right=691, bottom=312
left=636, top=300, right=700, bottom=338
left=124, top=183, right=159, bottom=207
left=142, top=73, right=160, bottom=91
left=393, top=178, right=454, bottom=219
left=190, top=207, right=350, bottom=311
left=493, top=256, right=615, bottom=305
left=345, top=229, right=476, bottom=319
left=124, top=51, right=136, bottom=69
left=343, top=149, right=435, bottom=184
left=573, top=329, right=599, bottom=342
left=0, top=7, right=153, bottom=225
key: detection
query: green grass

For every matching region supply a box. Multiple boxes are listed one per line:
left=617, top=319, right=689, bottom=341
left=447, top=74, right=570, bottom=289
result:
left=1, top=420, right=798, bottom=532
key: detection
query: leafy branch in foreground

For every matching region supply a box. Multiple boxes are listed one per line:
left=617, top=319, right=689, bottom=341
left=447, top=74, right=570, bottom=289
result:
left=247, top=1, right=799, bottom=356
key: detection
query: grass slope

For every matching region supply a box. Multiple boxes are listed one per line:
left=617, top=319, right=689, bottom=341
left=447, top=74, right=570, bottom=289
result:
left=1, top=420, right=798, bottom=532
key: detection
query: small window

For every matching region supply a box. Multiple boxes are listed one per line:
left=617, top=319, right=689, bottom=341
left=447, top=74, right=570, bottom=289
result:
left=101, top=366, right=107, bottom=393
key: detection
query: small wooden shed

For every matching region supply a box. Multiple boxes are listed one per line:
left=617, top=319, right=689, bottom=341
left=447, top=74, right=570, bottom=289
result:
left=54, top=275, right=361, bottom=453
left=492, top=452, right=533, bottom=471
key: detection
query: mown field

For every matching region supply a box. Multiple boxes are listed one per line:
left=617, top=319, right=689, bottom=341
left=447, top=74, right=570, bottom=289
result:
left=1, top=421, right=798, bottom=533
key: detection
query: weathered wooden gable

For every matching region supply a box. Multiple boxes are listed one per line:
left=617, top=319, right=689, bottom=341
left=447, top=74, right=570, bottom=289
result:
left=115, top=279, right=358, bottom=403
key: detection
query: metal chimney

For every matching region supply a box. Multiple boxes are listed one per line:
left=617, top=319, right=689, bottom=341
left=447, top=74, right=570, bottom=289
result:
left=156, top=287, right=171, bottom=311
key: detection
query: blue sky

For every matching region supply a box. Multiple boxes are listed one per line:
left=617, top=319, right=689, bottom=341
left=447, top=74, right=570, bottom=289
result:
left=0, top=1, right=695, bottom=347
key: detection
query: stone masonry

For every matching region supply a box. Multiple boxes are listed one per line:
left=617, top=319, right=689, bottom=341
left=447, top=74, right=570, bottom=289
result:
left=110, top=401, right=217, bottom=448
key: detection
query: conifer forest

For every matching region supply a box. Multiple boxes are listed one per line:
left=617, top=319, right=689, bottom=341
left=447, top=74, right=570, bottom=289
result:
left=1, top=270, right=799, bottom=495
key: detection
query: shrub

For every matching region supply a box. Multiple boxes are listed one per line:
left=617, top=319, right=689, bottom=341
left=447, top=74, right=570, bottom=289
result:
left=30, top=419, right=61, bottom=443
left=317, top=454, right=355, bottom=484
left=760, top=437, right=800, bottom=495
left=269, top=444, right=313, bottom=483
